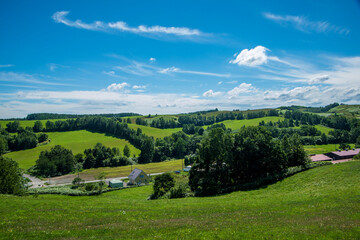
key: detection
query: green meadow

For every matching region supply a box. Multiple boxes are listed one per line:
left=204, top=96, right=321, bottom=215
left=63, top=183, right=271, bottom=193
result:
left=3, top=130, right=140, bottom=170
left=210, top=116, right=284, bottom=132
left=1, top=161, right=359, bottom=239
left=304, top=144, right=356, bottom=155
left=128, top=123, right=182, bottom=138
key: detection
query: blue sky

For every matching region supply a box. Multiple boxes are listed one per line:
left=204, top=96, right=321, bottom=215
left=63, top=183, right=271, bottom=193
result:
left=1, top=0, right=360, bottom=118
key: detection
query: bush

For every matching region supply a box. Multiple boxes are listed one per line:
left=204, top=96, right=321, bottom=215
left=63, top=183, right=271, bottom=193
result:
left=0, top=156, right=27, bottom=195
left=166, top=183, right=189, bottom=199
left=151, top=173, right=175, bottom=199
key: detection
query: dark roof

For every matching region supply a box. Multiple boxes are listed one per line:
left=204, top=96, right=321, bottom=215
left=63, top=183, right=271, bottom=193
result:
left=128, top=168, right=144, bottom=181
left=311, top=154, right=332, bottom=162
left=331, top=149, right=360, bottom=157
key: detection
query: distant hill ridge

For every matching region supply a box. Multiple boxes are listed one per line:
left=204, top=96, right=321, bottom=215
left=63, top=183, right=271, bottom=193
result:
left=26, top=112, right=141, bottom=120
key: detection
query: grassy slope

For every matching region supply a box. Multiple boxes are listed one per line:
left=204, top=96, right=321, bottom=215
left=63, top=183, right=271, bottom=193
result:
left=212, top=116, right=283, bottom=131
left=329, top=104, right=360, bottom=117
left=3, top=130, right=140, bottom=170
left=0, top=161, right=359, bottom=239
left=304, top=144, right=356, bottom=155
left=49, top=159, right=184, bottom=184
left=128, top=124, right=182, bottom=138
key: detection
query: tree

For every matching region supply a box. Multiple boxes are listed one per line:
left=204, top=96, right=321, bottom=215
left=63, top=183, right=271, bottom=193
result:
left=0, top=137, right=8, bottom=155
left=33, top=121, right=44, bottom=132
left=6, top=121, right=20, bottom=133
left=189, top=128, right=233, bottom=196
left=138, top=138, right=154, bottom=163
left=0, top=156, right=26, bottom=195
left=151, top=173, right=175, bottom=199
left=35, top=145, right=75, bottom=177
left=96, top=172, right=107, bottom=193
left=123, top=144, right=131, bottom=157
left=84, top=153, right=95, bottom=169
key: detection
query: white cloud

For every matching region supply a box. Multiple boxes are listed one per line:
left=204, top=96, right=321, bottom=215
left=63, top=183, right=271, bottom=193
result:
left=159, top=66, right=230, bottom=78
left=52, top=11, right=204, bottom=39
left=308, top=74, right=330, bottom=84
left=133, top=85, right=146, bottom=89
left=264, top=86, right=319, bottom=101
left=218, top=81, right=223, bottom=85
left=0, top=64, right=14, bottom=68
left=0, top=72, right=71, bottom=86
left=230, top=46, right=269, bottom=67
left=106, top=82, right=129, bottom=91
left=227, top=83, right=257, bottom=97
left=202, top=89, right=222, bottom=97
left=149, top=58, right=156, bottom=62
left=263, top=12, right=350, bottom=35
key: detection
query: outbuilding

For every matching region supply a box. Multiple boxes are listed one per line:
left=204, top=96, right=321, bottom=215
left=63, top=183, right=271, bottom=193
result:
left=327, top=149, right=360, bottom=160
left=109, top=179, right=124, bottom=188
left=128, top=168, right=150, bottom=185
left=311, top=154, right=332, bottom=162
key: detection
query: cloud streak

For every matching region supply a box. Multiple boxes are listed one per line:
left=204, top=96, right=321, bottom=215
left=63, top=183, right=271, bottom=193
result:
left=52, top=11, right=205, bottom=39
left=263, top=12, right=350, bottom=35
left=159, top=66, right=230, bottom=78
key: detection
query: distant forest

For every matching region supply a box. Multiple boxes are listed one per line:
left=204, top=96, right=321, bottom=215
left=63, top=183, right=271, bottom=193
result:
left=25, top=112, right=141, bottom=120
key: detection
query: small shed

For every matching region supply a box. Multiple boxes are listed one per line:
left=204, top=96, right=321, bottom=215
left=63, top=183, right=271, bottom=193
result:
left=328, top=149, right=360, bottom=160
left=109, top=179, right=124, bottom=188
left=128, top=168, right=150, bottom=185
left=183, top=165, right=192, bottom=172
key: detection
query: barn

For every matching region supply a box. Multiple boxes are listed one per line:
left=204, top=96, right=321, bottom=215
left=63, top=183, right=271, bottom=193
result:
left=128, top=168, right=150, bottom=185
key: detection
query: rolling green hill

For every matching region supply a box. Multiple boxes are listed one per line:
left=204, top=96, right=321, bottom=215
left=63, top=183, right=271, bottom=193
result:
left=127, top=124, right=182, bottom=138
left=3, top=130, right=140, bottom=170
left=0, top=161, right=359, bottom=239
left=0, top=119, right=67, bottom=129
left=329, top=104, right=360, bottom=118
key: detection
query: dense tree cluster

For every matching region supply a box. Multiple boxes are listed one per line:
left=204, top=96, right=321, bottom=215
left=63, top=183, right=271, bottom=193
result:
left=189, top=126, right=309, bottom=196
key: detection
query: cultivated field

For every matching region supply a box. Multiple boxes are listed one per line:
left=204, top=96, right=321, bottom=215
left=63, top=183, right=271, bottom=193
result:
left=3, top=130, right=140, bottom=170
left=0, top=161, right=359, bottom=239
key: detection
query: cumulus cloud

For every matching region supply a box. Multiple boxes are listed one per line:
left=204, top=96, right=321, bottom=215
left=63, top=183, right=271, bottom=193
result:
left=149, top=58, right=156, bottom=62
left=106, top=82, right=129, bottom=91
left=52, top=11, right=204, bottom=39
left=202, top=89, right=222, bottom=97
left=230, top=46, right=269, bottom=67
left=227, top=83, right=257, bottom=97
left=133, top=85, right=146, bottom=89
left=263, top=12, right=350, bottom=35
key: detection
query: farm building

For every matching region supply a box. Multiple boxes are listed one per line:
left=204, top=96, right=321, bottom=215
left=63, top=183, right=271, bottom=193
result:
left=109, top=179, right=124, bottom=188
left=327, top=149, right=360, bottom=160
left=128, top=168, right=150, bottom=185
left=311, top=154, right=332, bottom=162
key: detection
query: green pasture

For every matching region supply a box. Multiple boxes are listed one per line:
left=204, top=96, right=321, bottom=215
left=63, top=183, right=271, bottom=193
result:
left=210, top=116, right=283, bottom=132
left=128, top=124, right=182, bottom=138
left=3, top=130, right=140, bottom=170
left=1, top=161, right=359, bottom=239
left=49, top=159, right=184, bottom=184
left=304, top=144, right=356, bottom=155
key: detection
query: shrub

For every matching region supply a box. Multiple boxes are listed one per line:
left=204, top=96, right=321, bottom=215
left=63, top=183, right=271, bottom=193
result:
left=151, top=173, right=175, bottom=199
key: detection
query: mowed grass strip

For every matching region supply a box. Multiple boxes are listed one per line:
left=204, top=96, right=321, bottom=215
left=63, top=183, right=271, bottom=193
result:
left=0, top=161, right=359, bottom=239
left=128, top=123, right=182, bottom=138
left=3, top=130, right=140, bottom=170
left=49, top=159, right=184, bottom=184
left=304, top=143, right=355, bottom=155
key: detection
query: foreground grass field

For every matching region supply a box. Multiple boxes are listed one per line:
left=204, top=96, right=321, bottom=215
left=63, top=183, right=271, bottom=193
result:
left=0, top=161, right=359, bottom=239
left=128, top=123, right=182, bottom=138
left=49, top=159, right=184, bottom=184
left=3, top=130, right=140, bottom=170
left=304, top=144, right=356, bottom=155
